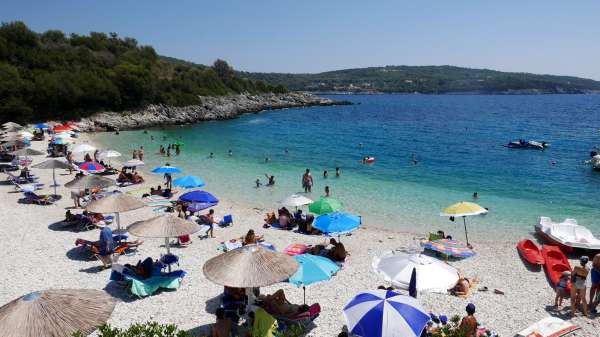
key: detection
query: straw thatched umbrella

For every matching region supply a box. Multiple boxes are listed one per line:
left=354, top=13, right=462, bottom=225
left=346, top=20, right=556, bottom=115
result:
left=86, top=193, right=145, bottom=231
left=32, top=159, right=72, bottom=196
left=64, top=175, right=116, bottom=190
left=127, top=215, right=200, bottom=255
left=12, top=148, right=45, bottom=156
left=2, top=122, right=22, bottom=129
left=203, top=244, right=299, bottom=288
left=0, top=288, right=116, bottom=337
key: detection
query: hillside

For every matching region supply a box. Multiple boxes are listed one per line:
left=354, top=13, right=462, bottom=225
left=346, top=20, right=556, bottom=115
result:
left=0, top=22, right=286, bottom=124
left=239, top=65, right=600, bottom=94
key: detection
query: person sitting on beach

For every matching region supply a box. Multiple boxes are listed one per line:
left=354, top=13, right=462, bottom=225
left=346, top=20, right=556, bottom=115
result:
left=259, top=289, right=309, bottom=318
left=211, top=308, right=232, bottom=337
left=264, top=212, right=276, bottom=225
left=328, top=238, right=347, bottom=262
left=448, top=275, right=477, bottom=297
left=571, top=256, right=590, bottom=317
left=278, top=207, right=292, bottom=219
left=459, top=303, right=478, bottom=337
left=84, top=153, right=93, bottom=162
left=243, top=229, right=261, bottom=245
left=117, top=168, right=128, bottom=182
left=555, top=271, right=570, bottom=308
left=132, top=171, right=144, bottom=184
left=298, top=214, right=319, bottom=235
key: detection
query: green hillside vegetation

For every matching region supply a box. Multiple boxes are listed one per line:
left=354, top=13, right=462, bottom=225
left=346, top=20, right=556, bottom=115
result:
left=0, top=21, right=286, bottom=123
left=240, top=65, right=600, bottom=94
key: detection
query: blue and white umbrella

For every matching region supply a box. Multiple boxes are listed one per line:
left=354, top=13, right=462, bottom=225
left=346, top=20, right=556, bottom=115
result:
left=343, top=290, right=430, bottom=337
left=313, top=212, right=361, bottom=235
left=151, top=165, right=182, bottom=174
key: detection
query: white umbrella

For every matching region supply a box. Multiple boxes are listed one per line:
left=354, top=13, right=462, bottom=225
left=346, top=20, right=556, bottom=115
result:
left=98, top=150, right=121, bottom=159
left=71, top=144, right=96, bottom=153
left=280, top=194, right=313, bottom=208
left=372, top=252, right=459, bottom=293
left=122, top=159, right=145, bottom=167
left=32, top=159, right=72, bottom=196
left=18, top=131, right=34, bottom=138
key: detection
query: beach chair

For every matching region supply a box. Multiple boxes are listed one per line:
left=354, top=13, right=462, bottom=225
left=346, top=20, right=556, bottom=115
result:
left=5, top=170, right=38, bottom=185
left=219, top=214, right=233, bottom=227
left=14, top=182, right=44, bottom=192
left=21, top=191, right=55, bottom=205
left=274, top=303, right=321, bottom=330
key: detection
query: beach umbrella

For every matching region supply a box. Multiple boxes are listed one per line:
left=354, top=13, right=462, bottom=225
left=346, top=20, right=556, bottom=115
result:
left=18, top=131, right=34, bottom=139
left=71, top=143, right=96, bottom=153
left=289, top=254, right=340, bottom=304
left=2, top=122, right=22, bottom=129
left=372, top=252, right=458, bottom=294
left=440, top=201, right=487, bottom=245
left=12, top=148, right=44, bottom=156
left=78, top=162, right=105, bottom=173
left=86, top=193, right=145, bottom=231
left=33, top=123, right=49, bottom=129
left=52, top=125, right=72, bottom=133
left=64, top=175, right=116, bottom=190
left=309, top=197, right=343, bottom=215
left=98, top=150, right=121, bottom=159
left=313, top=212, right=361, bottom=235
left=127, top=215, right=200, bottom=254
left=408, top=268, right=417, bottom=298
left=151, top=165, right=182, bottom=174
left=421, top=239, right=476, bottom=259
left=203, top=244, right=299, bottom=288
left=32, top=159, right=72, bottom=196
left=343, top=290, right=430, bottom=337
left=281, top=194, right=313, bottom=208
left=123, top=159, right=145, bottom=168
left=173, top=175, right=205, bottom=189
left=0, top=289, right=116, bottom=337
left=51, top=138, right=71, bottom=145
left=179, top=190, right=218, bottom=203
left=53, top=133, right=73, bottom=139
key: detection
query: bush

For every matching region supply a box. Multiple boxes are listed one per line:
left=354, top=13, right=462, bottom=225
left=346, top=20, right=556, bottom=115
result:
left=73, top=322, right=196, bottom=337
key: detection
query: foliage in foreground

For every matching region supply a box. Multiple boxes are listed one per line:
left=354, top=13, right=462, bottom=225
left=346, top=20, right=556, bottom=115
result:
left=0, top=21, right=287, bottom=124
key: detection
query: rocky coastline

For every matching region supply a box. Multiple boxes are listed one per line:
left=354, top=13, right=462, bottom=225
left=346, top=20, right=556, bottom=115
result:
left=74, top=92, right=350, bottom=132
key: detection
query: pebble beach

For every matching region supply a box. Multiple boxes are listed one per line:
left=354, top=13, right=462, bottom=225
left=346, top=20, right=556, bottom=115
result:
left=1, top=133, right=599, bottom=337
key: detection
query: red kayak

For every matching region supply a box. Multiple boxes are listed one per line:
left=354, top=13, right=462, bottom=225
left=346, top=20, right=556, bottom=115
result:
left=517, top=239, right=545, bottom=265
left=541, top=245, right=571, bottom=293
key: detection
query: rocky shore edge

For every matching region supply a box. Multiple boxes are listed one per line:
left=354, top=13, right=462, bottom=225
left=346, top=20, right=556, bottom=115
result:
left=73, top=92, right=350, bottom=132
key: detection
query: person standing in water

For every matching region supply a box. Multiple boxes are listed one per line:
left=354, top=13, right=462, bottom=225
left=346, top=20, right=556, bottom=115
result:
left=209, top=152, right=214, bottom=159
left=302, top=169, right=313, bottom=193
left=138, top=146, right=144, bottom=161
left=228, top=149, right=233, bottom=156
left=265, top=174, right=275, bottom=186
left=325, top=185, right=330, bottom=197
left=335, top=167, right=341, bottom=177
left=323, top=170, right=328, bottom=178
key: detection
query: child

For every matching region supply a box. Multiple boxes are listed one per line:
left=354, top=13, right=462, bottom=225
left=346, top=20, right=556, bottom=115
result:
left=555, top=270, right=570, bottom=307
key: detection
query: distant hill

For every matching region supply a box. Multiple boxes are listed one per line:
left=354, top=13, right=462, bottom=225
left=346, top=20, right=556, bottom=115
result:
left=0, top=22, right=286, bottom=123
left=239, top=65, right=600, bottom=94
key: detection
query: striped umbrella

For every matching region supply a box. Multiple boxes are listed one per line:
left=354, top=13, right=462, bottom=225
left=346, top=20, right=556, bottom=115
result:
left=421, top=239, right=476, bottom=258
left=78, top=162, right=105, bottom=173
left=343, top=290, right=430, bottom=337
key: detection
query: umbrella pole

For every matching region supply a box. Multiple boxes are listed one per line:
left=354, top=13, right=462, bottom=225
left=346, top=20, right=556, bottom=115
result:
left=52, top=168, right=57, bottom=196
left=303, top=286, right=306, bottom=305
left=115, top=212, right=121, bottom=232
left=165, top=237, right=171, bottom=272
left=463, top=216, right=469, bottom=246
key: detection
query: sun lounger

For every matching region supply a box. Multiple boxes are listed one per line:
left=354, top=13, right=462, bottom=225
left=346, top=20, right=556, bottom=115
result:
left=14, top=182, right=44, bottom=192
left=21, top=191, right=55, bottom=205
left=109, top=263, right=187, bottom=297
left=274, top=303, right=321, bottom=329
left=5, top=170, right=38, bottom=185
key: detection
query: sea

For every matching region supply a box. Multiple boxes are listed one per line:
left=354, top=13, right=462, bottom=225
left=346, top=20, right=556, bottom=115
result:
left=95, top=94, right=600, bottom=238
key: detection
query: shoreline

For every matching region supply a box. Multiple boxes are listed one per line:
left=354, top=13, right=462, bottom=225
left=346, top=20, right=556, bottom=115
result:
left=68, top=92, right=350, bottom=132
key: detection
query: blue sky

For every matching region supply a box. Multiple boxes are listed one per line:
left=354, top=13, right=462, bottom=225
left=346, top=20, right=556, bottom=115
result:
left=3, top=1, right=600, bottom=79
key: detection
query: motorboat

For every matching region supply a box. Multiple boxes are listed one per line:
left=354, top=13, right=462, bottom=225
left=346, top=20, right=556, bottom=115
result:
left=535, top=216, right=600, bottom=251
left=506, top=139, right=549, bottom=150
left=585, top=151, right=600, bottom=171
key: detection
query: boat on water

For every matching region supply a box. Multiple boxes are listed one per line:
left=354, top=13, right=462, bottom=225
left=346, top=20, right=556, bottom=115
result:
left=535, top=216, right=600, bottom=251
left=505, top=139, right=549, bottom=150
left=585, top=151, right=600, bottom=171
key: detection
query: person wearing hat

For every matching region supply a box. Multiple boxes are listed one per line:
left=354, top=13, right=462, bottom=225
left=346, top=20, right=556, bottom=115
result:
left=555, top=270, right=570, bottom=308
left=459, top=303, right=478, bottom=337
left=571, top=256, right=590, bottom=317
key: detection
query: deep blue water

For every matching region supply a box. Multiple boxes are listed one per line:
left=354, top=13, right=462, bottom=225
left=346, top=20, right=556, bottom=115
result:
left=99, top=94, right=600, bottom=236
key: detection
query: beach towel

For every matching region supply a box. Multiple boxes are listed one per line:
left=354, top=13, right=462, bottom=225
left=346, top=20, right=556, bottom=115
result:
left=283, top=243, right=308, bottom=256
left=252, top=308, right=278, bottom=337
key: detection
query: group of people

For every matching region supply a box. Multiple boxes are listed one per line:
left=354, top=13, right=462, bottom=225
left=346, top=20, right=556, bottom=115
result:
left=117, top=167, right=144, bottom=185
left=159, top=143, right=181, bottom=157
left=554, top=253, right=600, bottom=317
left=132, top=146, right=145, bottom=161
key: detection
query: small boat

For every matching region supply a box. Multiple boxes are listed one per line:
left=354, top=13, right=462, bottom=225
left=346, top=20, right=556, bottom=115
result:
left=506, top=139, right=549, bottom=150
left=517, top=239, right=544, bottom=265
left=541, top=245, right=571, bottom=292
left=535, top=216, right=600, bottom=251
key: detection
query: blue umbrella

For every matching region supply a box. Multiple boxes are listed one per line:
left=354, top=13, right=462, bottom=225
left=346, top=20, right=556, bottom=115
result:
left=151, top=165, right=182, bottom=174
left=289, top=254, right=340, bottom=303
left=343, top=290, right=430, bottom=337
left=179, top=190, right=219, bottom=212
left=34, top=123, right=49, bottom=129
left=173, top=175, right=205, bottom=189
left=51, top=138, right=66, bottom=145
left=313, top=212, right=361, bottom=235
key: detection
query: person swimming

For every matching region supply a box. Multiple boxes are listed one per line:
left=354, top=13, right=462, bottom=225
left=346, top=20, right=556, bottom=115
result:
left=265, top=174, right=275, bottom=186
left=255, top=178, right=262, bottom=188
left=228, top=149, right=233, bottom=156
left=335, top=167, right=341, bottom=177
left=209, top=152, right=214, bottom=159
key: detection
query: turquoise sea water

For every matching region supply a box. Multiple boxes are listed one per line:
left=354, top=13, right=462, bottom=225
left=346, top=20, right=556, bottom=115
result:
left=95, top=94, right=600, bottom=237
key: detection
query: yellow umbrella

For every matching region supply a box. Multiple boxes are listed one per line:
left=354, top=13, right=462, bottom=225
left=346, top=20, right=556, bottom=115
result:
left=440, top=202, right=487, bottom=245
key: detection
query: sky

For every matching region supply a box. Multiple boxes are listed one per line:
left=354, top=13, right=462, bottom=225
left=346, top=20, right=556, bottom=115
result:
left=2, top=1, right=600, bottom=79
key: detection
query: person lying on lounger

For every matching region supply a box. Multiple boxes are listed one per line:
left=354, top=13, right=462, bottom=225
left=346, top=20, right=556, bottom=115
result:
left=258, top=289, right=309, bottom=318
left=448, top=275, right=478, bottom=297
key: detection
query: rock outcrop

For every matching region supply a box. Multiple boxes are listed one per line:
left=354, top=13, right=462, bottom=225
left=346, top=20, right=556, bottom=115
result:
left=74, top=92, right=349, bottom=131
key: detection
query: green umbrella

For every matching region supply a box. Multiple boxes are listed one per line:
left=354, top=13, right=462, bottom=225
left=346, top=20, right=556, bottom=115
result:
left=308, top=197, right=343, bottom=215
